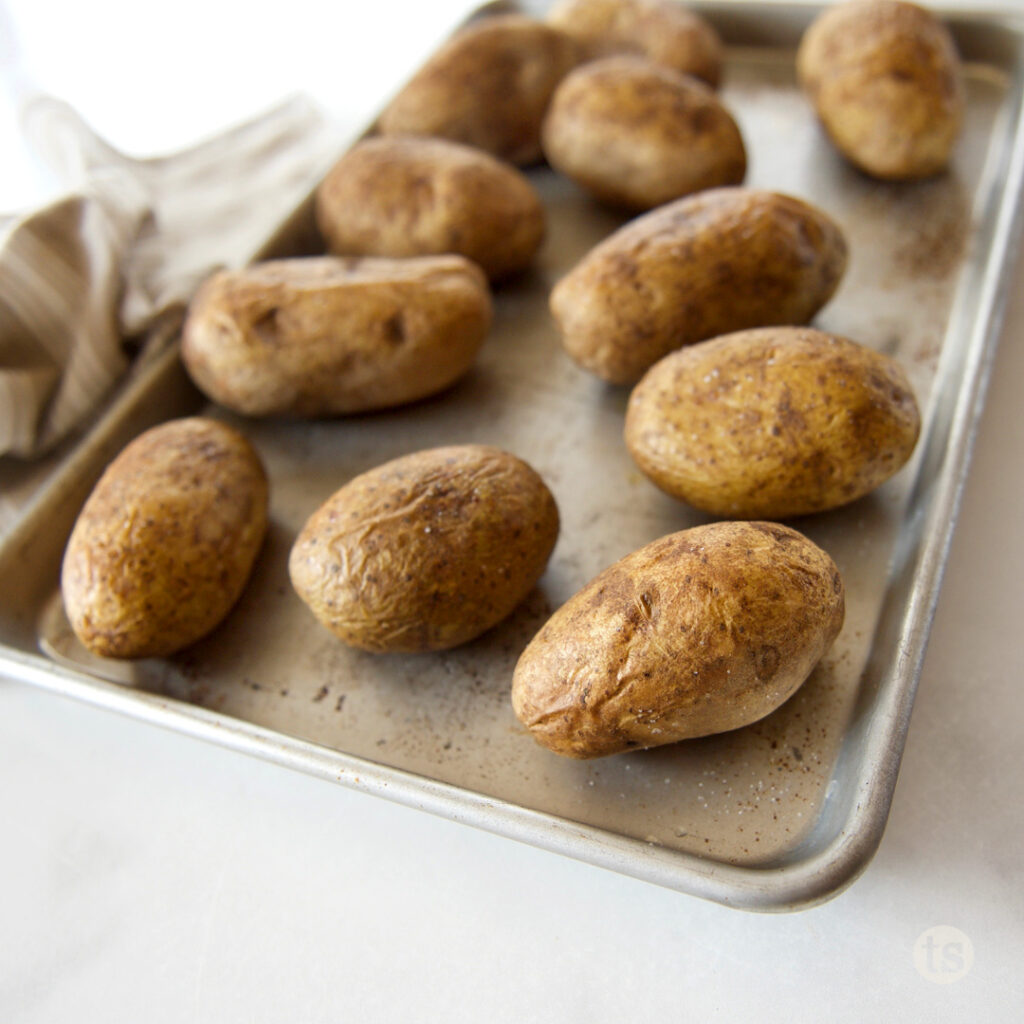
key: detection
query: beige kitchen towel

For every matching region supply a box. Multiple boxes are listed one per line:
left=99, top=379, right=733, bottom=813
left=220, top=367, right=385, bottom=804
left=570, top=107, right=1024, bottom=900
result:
left=0, top=93, right=343, bottom=459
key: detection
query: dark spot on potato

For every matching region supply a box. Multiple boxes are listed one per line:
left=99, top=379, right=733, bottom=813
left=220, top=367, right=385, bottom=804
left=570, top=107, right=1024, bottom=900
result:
left=753, top=645, right=780, bottom=680
left=250, top=306, right=281, bottom=348
left=382, top=312, right=407, bottom=346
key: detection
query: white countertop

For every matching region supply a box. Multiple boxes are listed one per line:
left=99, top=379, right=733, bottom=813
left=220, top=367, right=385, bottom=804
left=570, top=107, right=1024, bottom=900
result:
left=1, top=1, right=1022, bottom=1019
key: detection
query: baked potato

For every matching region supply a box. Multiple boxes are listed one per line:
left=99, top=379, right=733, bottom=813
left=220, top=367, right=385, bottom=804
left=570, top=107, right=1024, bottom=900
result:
left=547, top=0, right=722, bottom=87
left=181, top=255, right=491, bottom=417
left=512, top=521, right=845, bottom=758
left=550, top=188, right=848, bottom=384
left=797, top=0, right=964, bottom=180
left=61, top=417, right=268, bottom=659
left=289, top=445, right=560, bottom=653
left=315, top=136, right=545, bottom=280
left=377, top=14, right=583, bottom=166
left=541, top=55, right=746, bottom=210
left=624, top=326, right=921, bottom=518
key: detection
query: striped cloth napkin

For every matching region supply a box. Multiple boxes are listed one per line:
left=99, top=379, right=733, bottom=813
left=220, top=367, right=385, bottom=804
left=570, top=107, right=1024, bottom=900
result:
left=0, top=92, right=343, bottom=459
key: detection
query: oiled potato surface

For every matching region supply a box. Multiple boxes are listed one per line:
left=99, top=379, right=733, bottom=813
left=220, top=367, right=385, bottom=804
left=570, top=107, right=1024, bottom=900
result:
left=182, top=256, right=491, bottom=417
left=550, top=188, right=847, bottom=384
left=512, top=521, right=844, bottom=758
left=797, top=0, right=964, bottom=180
left=547, top=0, right=722, bottom=87
left=541, top=56, right=746, bottom=210
left=289, top=446, right=560, bottom=653
left=625, top=327, right=921, bottom=518
left=378, top=15, right=582, bottom=166
left=316, top=136, right=545, bottom=280
left=61, top=418, right=268, bottom=659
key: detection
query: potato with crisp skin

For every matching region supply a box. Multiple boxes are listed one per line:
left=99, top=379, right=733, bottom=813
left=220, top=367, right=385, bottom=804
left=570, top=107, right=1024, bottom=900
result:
left=315, top=137, right=545, bottom=281
left=550, top=188, right=848, bottom=385
left=624, top=327, right=921, bottom=519
left=61, top=418, right=268, bottom=660
left=289, top=446, right=560, bottom=653
left=512, top=521, right=845, bottom=758
left=547, top=0, right=722, bottom=88
left=797, top=0, right=964, bottom=180
left=181, top=255, right=491, bottom=417
left=541, top=56, right=746, bottom=211
left=377, top=15, right=583, bottom=166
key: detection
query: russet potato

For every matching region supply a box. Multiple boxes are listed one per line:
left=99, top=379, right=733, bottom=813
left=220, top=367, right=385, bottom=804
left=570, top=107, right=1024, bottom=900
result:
left=541, top=56, right=746, bottom=210
left=316, top=136, right=545, bottom=281
left=61, top=418, right=268, bottom=659
left=547, top=0, right=723, bottom=87
left=550, top=188, right=848, bottom=384
left=377, top=15, right=582, bottom=166
left=512, top=521, right=845, bottom=758
left=797, top=0, right=964, bottom=180
left=624, top=326, right=921, bottom=518
left=181, top=255, right=491, bottom=417
left=289, top=445, right=560, bottom=653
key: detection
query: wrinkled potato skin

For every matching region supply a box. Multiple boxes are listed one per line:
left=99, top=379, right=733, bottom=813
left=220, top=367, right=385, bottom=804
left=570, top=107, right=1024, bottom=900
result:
left=550, top=188, right=848, bottom=384
left=541, top=56, right=745, bottom=210
left=315, top=137, right=545, bottom=280
left=181, top=256, right=491, bottom=417
left=547, top=0, right=722, bottom=87
left=289, top=446, right=560, bottom=653
left=797, top=0, right=964, bottom=180
left=61, top=418, right=268, bottom=660
left=513, top=522, right=845, bottom=758
left=377, top=15, right=583, bottom=166
left=625, top=327, right=921, bottom=519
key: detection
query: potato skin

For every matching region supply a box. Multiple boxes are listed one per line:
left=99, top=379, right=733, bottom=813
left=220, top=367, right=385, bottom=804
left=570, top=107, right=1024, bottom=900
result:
left=512, top=521, right=844, bottom=758
left=547, top=0, right=723, bottom=88
left=61, top=418, right=268, bottom=659
left=550, top=188, right=848, bottom=384
left=289, top=446, right=560, bottom=653
left=624, top=327, right=921, bottom=519
left=541, top=56, right=745, bottom=210
left=797, top=0, right=964, bottom=180
left=377, top=15, right=582, bottom=166
left=181, top=255, right=491, bottom=417
left=315, top=136, right=545, bottom=280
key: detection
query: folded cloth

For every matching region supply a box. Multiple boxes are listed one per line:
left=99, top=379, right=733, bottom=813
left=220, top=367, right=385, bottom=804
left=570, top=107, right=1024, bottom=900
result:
left=0, top=93, right=343, bottom=459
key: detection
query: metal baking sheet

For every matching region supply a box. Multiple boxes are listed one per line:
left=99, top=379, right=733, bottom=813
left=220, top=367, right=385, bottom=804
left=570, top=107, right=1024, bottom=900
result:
left=2, top=1, right=1023, bottom=911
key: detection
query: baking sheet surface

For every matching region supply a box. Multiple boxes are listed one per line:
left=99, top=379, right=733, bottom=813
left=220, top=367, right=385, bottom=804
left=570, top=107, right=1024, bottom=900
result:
left=4, top=3, right=1022, bottom=899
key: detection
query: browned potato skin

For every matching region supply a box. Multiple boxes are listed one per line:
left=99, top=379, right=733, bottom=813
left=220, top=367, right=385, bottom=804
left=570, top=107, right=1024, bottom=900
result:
left=61, top=418, right=268, bottom=660
left=289, top=446, right=560, bottom=653
left=512, top=521, right=845, bottom=758
left=377, top=15, right=583, bottom=166
left=315, top=136, right=545, bottom=281
left=541, top=56, right=746, bottom=211
left=181, top=255, right=491, bottom=417
left=625, top=327, right=921, bottom=519
left=797, top=0, right=964, bottom=180
left=550, top=188, right=848, bottom=385
left=547, top=0, right=722, bottom=88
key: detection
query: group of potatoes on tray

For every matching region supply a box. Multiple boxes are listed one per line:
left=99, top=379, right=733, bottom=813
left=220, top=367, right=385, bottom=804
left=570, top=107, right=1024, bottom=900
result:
left=63, top=0, right=964, bottom=760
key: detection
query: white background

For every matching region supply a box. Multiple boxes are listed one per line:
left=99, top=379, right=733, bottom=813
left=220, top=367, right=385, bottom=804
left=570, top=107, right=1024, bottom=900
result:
left=2, top=1, right=1023, bottom=1019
